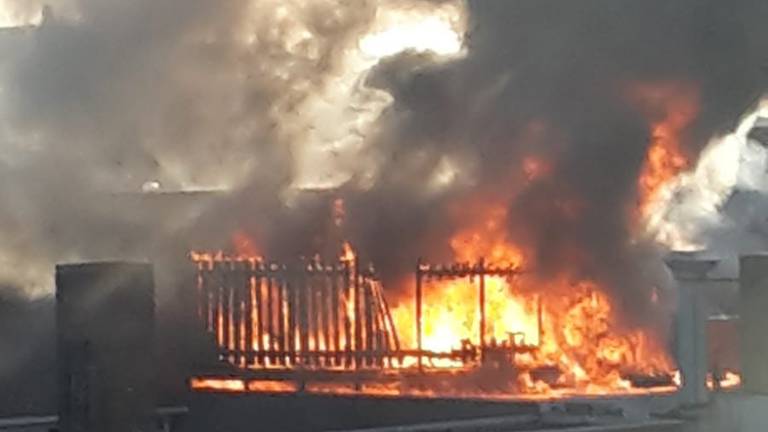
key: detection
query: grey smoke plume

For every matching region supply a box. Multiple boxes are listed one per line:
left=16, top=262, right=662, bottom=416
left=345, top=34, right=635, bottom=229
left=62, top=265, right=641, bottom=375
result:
left=0, top=0, right=400, bottom=297
left=0, top=0, right=766, bottom=333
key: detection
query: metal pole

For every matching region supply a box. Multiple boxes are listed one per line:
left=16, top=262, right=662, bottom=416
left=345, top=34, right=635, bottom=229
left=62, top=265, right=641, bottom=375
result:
left=416, top=258, right=423, bottom=371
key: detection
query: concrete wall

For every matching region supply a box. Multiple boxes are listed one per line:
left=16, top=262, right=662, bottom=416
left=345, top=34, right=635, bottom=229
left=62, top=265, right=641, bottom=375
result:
left=739, top=255, right=768, bottom=394
left=56, top=262, right=156, bottom=432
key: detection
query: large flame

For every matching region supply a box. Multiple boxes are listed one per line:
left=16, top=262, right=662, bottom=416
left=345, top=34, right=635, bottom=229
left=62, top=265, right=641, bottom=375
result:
left=629, top=82, right=700, bottom=221
left=391, top=198, right=675, bottom=394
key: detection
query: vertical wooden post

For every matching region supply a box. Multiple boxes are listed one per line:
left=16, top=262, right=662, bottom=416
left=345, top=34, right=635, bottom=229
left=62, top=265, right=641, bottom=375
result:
left=344, top=263, right=353, bottom=368
left=321, top=273, right=331, bottom=367
left=353, top=258, right=362, bottom=369
left=287, top=265, right=297, bottom=367
left=254, top=270, right=264, bottom=366
left=276, top=274, right=286, bottom=367
left=364, top=280, right=374, bottom=367
left=195, top=261, right=205, bottom=326
left=311, top=271, right=321, bottom=366
left=219, top=266, right=226, bottom=354
left=231, top=261, right=242, bottom=366
left=416, top=258, right=423, bottom=371
left=331, top=271, right=340, bottom=366
left=220, top=262, right=232, bottom=360
left=244, top=262, right=254, bottom=366
left=479, top=258, right=486, bottom=362
left=266, top=271, right=275, bottom=364
left=299, top=263, right=310, bottom=366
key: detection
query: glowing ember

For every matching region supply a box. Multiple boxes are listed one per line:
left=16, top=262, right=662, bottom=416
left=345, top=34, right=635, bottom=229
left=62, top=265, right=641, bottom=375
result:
left=190, top=376, right=677, bottom=399
left=341, top=241, right=356, bottom=263
left=191, top=378, right=297, bottom=393
left=522, top=156, right=551, bottom=183
left=190, top=377, right=245, bottom=392
left=707, top=371, right=742, bottom=391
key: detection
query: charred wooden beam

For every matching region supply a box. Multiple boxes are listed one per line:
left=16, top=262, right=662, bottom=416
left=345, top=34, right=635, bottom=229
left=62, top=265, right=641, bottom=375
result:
left=416, top=258, right=424, bottom=371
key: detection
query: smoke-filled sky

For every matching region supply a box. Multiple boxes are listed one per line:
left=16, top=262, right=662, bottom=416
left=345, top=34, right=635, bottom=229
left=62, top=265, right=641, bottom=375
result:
left=0, top=0, right=767, bottom=323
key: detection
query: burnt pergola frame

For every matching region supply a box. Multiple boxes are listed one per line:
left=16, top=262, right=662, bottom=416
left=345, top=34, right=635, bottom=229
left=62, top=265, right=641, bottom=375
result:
left=191, top=254, right=544, bottom=390
left=194, top=256, right=401, bottom=369
left=414, top=258, right=542, bottom=368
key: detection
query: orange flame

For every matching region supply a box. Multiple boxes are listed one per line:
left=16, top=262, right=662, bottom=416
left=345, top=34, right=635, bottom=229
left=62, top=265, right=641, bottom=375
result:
left=192, top=188, right=676, bottom=396
left=629, top=82, right=700, bottom=218
left=707, top=370, right=742, bottom=391
left=341, top=241, right=356, bottom=263
left=522, top=156, right=551, bottom=183
left=232, top=230, right=262, bottom=259
left=392, top=200, right=675, bottom=393
left=190, top=377, right=245, bottom=392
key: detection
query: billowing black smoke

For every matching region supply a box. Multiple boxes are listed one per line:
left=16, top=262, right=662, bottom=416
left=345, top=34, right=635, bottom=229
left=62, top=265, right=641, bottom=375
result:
left=330, top=0, right=768, bottom=323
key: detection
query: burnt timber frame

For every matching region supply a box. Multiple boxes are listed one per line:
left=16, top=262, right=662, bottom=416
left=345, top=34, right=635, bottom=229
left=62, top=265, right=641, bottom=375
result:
left=194, top=256, right=401, bottom=369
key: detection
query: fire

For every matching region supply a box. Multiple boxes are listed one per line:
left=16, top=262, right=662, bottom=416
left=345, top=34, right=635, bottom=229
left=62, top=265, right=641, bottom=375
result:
left=190, top=377, right=245, bottom=392
left=719, top=371, right=742, bottom=389
left=449, top=202, right=525, bottom=267
left=341, top=241, right=356, bottom=263
left=191, top=378, right=296, bottom=393
left=392, top=200, right=675, bottom=393
left=630, top=82, right=700, bottom=219
left=522, top=156, right=551, bottom=183
left=191, top=190, right=676, bottom=397
left=707, top=371, right=742, bottom=391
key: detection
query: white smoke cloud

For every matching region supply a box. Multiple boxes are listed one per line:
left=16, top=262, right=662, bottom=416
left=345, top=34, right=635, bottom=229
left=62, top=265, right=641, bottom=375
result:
left=647, top=98, right=768, bottom=252
left=0, top=0, right=467, bottom=297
